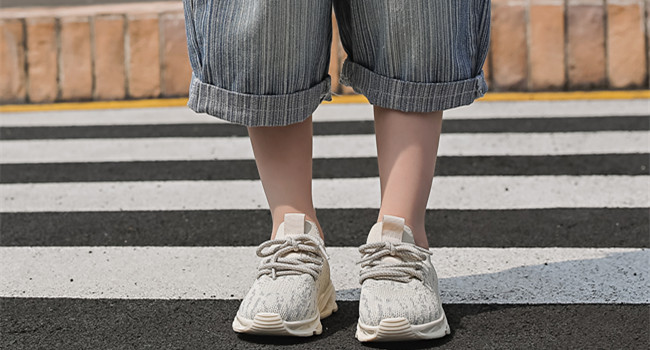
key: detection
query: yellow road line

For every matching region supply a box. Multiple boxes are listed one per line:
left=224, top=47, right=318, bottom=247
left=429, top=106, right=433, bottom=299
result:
left=0, top=98, right=190, bottom=113
left=1, top=90, right=648, bottom=113
left=477, top=90, right=650, bottom=101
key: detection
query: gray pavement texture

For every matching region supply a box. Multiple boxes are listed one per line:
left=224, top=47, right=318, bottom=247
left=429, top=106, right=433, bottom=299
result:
left=1, top=100, right=648, bottom=349
left=1, top=208, right=648, bottom=248
left=2, top=299, right=648, bottom=349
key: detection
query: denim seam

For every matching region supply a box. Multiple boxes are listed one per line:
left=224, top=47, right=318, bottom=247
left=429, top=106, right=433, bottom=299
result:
left=358, top=87, right=484, bottom=99
left=341, top=60, right=487, bottom=99
left=188, top=73, right=332, bottom=112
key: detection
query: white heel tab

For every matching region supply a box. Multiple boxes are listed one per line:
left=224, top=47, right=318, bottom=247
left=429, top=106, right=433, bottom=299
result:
left=281, top=213, right=307, bottom=237
left=380, top=215, right=405, bottom=244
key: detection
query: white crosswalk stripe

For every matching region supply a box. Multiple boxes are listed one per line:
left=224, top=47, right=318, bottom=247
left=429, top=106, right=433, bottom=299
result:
left=1, top=99, right=648, bottom=126
left=1, top=247, right=646, bottom=303
left=1, top=176, right=647, bottom=212
left=2, top=131, right=648, bottom=163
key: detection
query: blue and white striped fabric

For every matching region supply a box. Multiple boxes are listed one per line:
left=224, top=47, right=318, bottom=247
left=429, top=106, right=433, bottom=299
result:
left=182, top=0, right=491, bottom=126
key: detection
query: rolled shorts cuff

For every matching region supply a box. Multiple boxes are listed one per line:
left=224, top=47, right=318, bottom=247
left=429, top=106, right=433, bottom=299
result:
left=339, top=59, right=488, bottom=113
left=187, top=72, right=333, bottom=127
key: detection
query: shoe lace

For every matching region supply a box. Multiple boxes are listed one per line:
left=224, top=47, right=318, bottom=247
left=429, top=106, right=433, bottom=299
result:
left=256, top=234, right=330, bottom=281
left=357, top=241, right=432, bottom=284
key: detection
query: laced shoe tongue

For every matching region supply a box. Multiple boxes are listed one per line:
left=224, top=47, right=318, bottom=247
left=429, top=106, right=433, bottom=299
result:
left=274, top=213, right=322, bottom=260
left=366, top=214, right=415, bottom=244
left=365, top=214, right=415, bottom=264
left=275, top=213, right=321, bottom=239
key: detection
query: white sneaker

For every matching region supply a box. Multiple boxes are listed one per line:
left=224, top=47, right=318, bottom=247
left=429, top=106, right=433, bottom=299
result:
left=232, top=213, right=338, bottom=337
left=355, top=214, right=450, bottom=342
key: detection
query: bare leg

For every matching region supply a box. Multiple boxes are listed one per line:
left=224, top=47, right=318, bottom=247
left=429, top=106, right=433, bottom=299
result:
left=246, top=115, right=325, bottom=240
left=373, top=105, right=443, bottom=249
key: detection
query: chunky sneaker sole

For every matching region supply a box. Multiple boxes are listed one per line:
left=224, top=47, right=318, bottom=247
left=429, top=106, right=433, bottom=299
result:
left=355, top=308, right=450, bottom=342
left=232, top=279, right=338, bottom=336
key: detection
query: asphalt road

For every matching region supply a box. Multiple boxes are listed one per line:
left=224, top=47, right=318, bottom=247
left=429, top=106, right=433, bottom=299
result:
left=1, top=99, right=648, bottom=349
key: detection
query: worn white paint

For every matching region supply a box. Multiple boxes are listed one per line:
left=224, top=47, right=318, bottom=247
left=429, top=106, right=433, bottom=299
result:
left=1, top=247, right=646, bottom=304
left=1, top=100, right=647, bottom=127
left=1, top=131, right=648, bottom=164
left=1, top=176, right=647, bottom=212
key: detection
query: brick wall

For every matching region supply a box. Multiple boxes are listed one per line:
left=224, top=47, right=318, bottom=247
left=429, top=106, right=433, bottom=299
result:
left=1, top=1, right=648, bottom=104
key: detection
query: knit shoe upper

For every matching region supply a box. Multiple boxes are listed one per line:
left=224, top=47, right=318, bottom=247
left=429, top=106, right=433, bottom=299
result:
left=357, top=214, right=443, bottom=327
left=236, top=213, right=333, bottom=323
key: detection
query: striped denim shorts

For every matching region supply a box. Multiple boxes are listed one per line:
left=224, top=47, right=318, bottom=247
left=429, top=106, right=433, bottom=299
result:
left=182, top=0, right=491, bottom=127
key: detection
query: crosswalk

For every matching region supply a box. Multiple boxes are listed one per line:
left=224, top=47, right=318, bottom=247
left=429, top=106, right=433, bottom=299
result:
left=1, top=99, right=648, bottom=349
